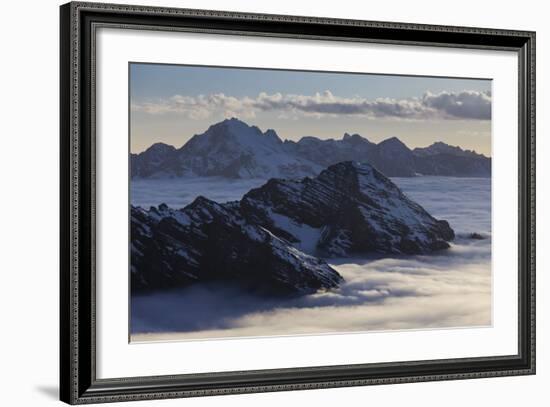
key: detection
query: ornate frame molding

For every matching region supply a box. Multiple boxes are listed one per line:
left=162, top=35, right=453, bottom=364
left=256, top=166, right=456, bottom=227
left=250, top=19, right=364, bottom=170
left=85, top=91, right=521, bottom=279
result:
left=60, top=2, right=535, bottom=404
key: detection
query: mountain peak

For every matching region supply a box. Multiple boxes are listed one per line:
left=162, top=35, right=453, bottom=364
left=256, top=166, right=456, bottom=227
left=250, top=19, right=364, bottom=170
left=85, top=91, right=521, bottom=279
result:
left=211, top=117, right=251, bottom=131
left=342, top=132, right=370, bottom=144
left=241, top=159, right=454, bottom=256
left=413, top=141, right=487, bottom=159
left=144, top=142, right=176, bottom=154
left=378, top=137, right=411, bottom=153
left=380, top=136, right=404, bottom=145
left=171, top=119, right=318, bottom=179
left=421, top=141, right=460, bottom=152
left=205, top=118, right=283, bottom=143
left=263, top=128, right=282, bottom=143
left=221, top=117, right=245, bottom=124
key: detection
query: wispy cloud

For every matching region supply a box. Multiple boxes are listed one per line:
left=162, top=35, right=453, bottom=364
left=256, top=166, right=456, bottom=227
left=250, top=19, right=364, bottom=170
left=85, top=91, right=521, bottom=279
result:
left=131, top=90, right=491, bottom=121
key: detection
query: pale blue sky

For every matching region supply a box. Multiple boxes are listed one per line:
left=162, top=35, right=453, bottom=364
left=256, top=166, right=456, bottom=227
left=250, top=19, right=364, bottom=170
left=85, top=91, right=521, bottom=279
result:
left=130, top=63, right=492, bottom=155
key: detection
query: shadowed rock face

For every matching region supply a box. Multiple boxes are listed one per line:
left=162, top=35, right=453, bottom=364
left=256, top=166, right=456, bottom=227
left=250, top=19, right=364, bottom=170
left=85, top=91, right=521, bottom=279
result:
left=240, top=161, right=454, bottom=257
left=131, top=161, right=454, bottom=295
left=130, top=143, right=177, bottom=178
left=131, top=200, right=343, bottom=296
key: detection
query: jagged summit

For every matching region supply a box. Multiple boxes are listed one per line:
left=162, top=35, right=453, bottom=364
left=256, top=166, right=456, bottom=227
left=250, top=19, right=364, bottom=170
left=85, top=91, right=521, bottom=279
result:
left=204, top=117, right=281, bottom=142
left=145, top=142, right=176, bottom=153
left=184, top=116, right=282, bottom=153
left=131, top=160, right=454, bottom=294
left=342, top=132, right=370, bottom=144
left=241, top=161, right=454, bottom=256
left=378, top=136, right=409, bottom=149
left=132, top=118, right=321, bottom=179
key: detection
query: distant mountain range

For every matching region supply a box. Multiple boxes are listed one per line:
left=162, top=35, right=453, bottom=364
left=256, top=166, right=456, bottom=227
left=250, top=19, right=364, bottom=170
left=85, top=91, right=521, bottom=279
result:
left=131, top=118, right=491, bottom=179
left=131, top=162, right=454, bottom=295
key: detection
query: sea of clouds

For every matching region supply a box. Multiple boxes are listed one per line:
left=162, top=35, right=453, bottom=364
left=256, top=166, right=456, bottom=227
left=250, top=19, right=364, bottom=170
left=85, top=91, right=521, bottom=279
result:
left=130, top=176, right=491, bottom=341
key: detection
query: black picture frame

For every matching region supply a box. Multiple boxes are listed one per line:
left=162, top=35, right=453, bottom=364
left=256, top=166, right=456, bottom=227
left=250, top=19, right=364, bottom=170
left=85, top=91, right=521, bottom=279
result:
left=60, top=1, right=536, bottom=404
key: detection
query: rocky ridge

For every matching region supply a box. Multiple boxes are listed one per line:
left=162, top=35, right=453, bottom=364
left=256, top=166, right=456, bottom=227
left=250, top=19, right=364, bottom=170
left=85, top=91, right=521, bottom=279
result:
left=131, top=162, right=455, bottom=295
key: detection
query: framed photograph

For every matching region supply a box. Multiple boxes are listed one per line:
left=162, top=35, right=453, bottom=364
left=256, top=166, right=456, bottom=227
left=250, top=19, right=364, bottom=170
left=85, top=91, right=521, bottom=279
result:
left=60, top=1, right=536, bottom=404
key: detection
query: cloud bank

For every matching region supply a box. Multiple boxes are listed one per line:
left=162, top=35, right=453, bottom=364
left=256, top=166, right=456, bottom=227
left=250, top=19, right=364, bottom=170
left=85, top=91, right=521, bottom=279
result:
left=130, top=177, right=491, bottom=341
left=131, top=90, right=491, bottom=121
left=131, top=245, right=491, bottom=339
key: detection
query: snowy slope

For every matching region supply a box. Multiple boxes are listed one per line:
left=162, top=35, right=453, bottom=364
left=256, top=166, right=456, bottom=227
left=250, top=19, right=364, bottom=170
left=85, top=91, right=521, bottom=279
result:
left=240, top=161, right=455, bottom=256
left=132, top=118, right=322, bottom=179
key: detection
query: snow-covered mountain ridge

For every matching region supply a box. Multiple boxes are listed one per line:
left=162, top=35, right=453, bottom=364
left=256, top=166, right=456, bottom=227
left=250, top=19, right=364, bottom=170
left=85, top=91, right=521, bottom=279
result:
left=131, top=118, right=491, bottom=179
left=131, top=118, right=321, bottom=179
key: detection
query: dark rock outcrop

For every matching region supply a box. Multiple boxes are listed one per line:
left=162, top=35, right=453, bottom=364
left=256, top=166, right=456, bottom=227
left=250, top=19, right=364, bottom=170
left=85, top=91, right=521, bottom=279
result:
left=131, top=200, right=343, bottom=295
left=240, top=161, right=454, bottom=256
left=131, top=162, right=455, bottom=295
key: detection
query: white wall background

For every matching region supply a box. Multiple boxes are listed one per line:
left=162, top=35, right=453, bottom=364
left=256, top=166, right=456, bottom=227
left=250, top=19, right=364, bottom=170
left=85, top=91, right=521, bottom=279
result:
left=0, top=0, right=546, bottom=405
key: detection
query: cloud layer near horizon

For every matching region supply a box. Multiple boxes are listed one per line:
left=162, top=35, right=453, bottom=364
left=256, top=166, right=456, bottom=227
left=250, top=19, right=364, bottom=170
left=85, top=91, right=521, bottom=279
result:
left=131, top=90, right=491, bottom=121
